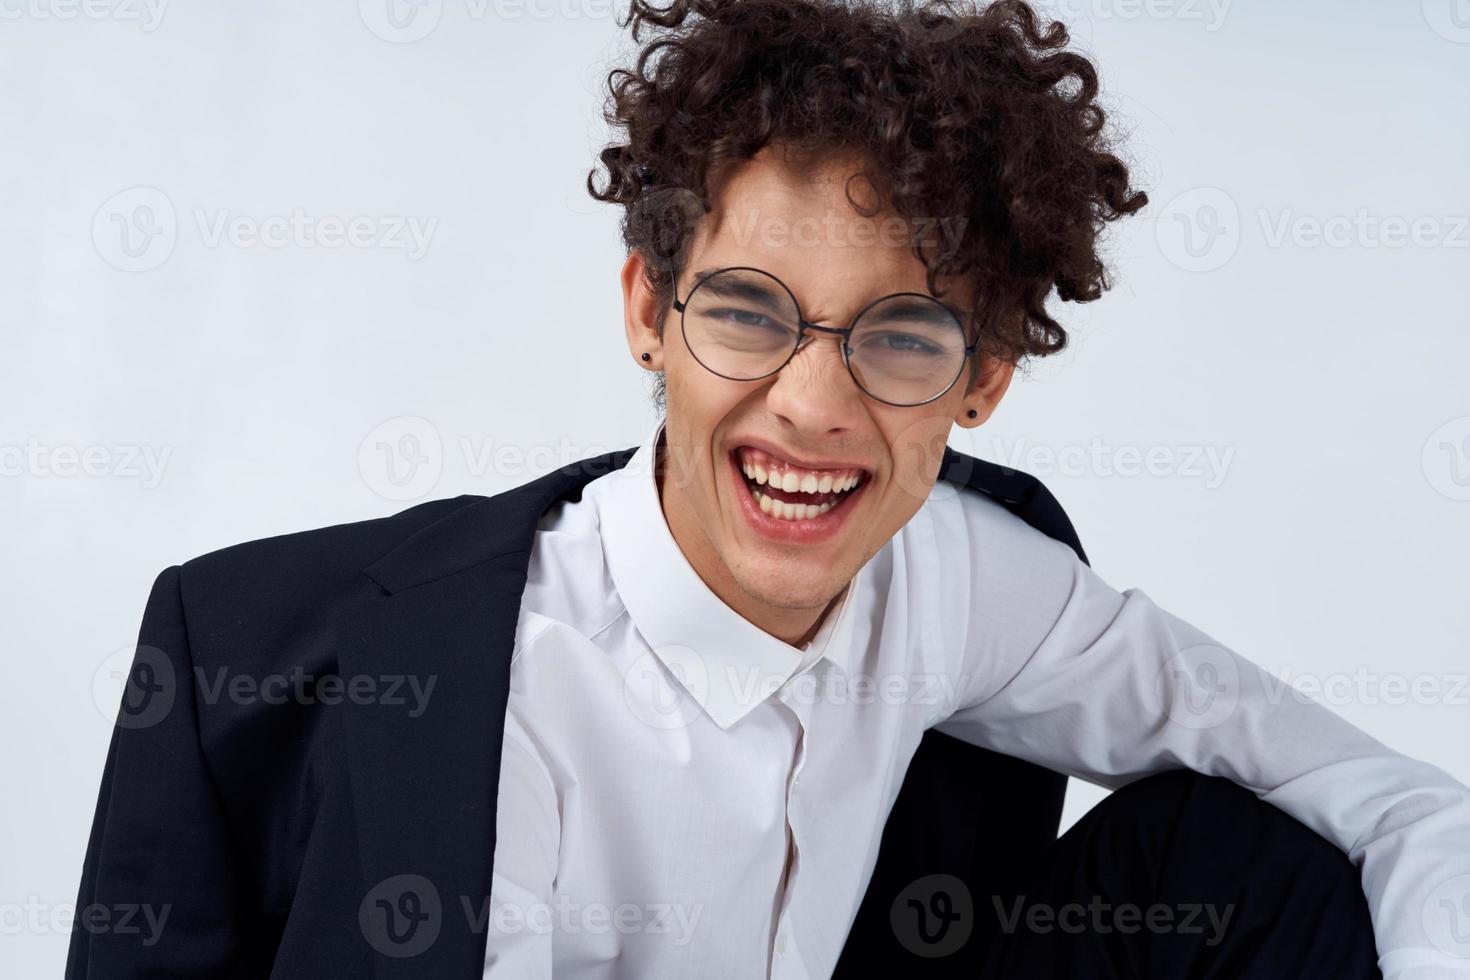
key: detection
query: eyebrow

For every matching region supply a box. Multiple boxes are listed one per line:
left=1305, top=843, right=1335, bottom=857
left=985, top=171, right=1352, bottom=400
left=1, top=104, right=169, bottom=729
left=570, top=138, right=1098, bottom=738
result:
left=861, top=297, right=959, bottom=325
left=688, top=267, right=792, bottom=309
left=687, top=266, right=957, bottom=323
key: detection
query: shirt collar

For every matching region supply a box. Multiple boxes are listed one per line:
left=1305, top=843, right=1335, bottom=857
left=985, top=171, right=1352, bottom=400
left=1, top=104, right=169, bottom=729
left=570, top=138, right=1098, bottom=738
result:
left=596, top=416, right=864, bottom=730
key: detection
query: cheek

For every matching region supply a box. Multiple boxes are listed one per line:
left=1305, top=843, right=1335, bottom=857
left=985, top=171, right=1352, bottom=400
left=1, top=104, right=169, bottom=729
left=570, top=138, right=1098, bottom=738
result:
left=881, top=417, right=952, bottom=512
left=874, top=473, right=929, bottom=536
left=665, top=393, right=748, bottom=500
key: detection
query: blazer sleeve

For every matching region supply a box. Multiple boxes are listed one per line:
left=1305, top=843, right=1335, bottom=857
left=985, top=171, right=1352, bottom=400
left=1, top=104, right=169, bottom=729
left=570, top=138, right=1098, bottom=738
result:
left=67, top=565, right=259, bottom=979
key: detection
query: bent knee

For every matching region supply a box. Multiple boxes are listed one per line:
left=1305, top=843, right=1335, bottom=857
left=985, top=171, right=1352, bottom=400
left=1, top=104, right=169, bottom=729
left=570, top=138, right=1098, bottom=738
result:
left=1092, top=769, right=1361, bottom=891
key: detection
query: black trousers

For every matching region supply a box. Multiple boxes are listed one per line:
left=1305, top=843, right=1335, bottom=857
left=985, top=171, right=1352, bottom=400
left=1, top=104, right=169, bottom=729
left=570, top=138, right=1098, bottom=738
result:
left=969, top=769, right=1382, bottom=979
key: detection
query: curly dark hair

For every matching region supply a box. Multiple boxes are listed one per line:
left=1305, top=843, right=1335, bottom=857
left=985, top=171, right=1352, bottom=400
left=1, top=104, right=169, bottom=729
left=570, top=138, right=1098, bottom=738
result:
left=587, top=0, right=1148, bottom=410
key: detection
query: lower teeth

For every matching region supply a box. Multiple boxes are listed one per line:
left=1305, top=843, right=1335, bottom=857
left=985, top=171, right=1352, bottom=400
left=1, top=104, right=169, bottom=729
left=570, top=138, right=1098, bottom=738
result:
left=750, top=485, right=841, bottom=521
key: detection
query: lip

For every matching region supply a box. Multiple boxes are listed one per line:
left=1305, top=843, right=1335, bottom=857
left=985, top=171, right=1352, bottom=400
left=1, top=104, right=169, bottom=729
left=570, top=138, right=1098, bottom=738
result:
left=727, top=448, right=869, bottom=546
left=729, top=437, right=872, bottom=478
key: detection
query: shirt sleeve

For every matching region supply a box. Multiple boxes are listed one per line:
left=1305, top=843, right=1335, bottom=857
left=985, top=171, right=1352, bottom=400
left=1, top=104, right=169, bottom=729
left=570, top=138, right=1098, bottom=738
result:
left=483, top=706, right=561, bottom=979
left=933, top=531, right=1470, bottom=979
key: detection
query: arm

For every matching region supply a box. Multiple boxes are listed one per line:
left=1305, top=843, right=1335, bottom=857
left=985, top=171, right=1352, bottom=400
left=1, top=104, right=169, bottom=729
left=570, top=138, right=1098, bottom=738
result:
left=67, top=566, right=258, bottom=979
left=934, top=532, right=1470, bottom=979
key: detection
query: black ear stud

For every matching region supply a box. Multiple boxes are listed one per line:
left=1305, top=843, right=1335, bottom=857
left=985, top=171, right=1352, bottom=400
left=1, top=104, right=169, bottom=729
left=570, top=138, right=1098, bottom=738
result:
left=641, top=352, right=651, bottom=361
left=967, top=409, right=978, bottom=418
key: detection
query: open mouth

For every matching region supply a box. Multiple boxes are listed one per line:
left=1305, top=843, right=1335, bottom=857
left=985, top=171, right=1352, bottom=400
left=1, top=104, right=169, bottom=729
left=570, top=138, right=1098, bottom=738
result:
left=729, top=445, right=870, bottom=523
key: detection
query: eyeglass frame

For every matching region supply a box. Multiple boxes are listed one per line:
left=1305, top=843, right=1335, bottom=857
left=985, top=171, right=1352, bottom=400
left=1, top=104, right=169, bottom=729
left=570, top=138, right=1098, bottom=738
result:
left=669, top=264, right=983, bottom=408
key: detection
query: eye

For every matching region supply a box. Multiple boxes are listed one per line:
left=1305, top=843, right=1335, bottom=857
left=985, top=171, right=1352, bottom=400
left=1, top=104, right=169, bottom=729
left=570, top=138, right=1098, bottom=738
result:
left=868, top=331, right=943, bottom=355
left=709, top=307, right=789, bottom=332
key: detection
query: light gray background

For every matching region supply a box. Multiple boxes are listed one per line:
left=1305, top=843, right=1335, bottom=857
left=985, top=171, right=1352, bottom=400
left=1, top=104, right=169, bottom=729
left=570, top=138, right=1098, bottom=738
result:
left=3, top=1, right=1468, bottom=973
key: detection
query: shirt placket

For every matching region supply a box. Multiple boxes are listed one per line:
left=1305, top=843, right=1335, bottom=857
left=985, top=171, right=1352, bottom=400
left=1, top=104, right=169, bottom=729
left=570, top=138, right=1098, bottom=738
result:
left=769, top=690, right=814, bottom=979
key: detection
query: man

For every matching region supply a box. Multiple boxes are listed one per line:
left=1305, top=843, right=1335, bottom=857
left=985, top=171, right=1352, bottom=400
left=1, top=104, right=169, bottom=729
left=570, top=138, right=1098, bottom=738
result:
left=71, top=1, right=1470, bottom=978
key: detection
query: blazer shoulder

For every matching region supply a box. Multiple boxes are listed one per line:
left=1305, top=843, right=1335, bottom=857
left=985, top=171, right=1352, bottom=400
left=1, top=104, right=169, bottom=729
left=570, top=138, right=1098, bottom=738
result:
left=171, top=495, right=487, bottom=639
left=938, top=445, right=1089, bottom=566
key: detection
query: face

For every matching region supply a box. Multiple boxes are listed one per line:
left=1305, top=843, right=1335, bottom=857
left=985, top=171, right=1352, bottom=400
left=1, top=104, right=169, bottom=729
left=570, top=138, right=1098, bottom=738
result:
left=622, top=144, right=1015, bottom=644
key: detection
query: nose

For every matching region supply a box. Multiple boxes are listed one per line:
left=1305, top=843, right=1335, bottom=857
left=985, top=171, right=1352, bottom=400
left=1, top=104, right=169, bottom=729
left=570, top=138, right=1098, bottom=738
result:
left=762, top=329, right=863, bottom=434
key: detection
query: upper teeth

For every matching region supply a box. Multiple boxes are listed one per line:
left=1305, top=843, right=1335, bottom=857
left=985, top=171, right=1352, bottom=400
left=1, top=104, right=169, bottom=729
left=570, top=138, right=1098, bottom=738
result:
left=736, top=447, right=864, bottom=494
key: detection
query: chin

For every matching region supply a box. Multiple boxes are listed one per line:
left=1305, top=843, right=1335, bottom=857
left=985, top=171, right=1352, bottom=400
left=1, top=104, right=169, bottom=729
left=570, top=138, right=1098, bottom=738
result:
left=732, top=561, right=843, bottom=612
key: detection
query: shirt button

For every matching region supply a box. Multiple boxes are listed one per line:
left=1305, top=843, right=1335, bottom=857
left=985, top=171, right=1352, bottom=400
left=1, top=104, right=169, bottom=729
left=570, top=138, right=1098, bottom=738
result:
left=776, top=930, right=789, bottom=955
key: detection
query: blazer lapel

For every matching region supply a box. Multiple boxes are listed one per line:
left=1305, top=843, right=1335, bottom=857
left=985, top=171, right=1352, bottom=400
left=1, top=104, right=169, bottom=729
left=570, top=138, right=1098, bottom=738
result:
left=339, top=449, right=634, bottom=978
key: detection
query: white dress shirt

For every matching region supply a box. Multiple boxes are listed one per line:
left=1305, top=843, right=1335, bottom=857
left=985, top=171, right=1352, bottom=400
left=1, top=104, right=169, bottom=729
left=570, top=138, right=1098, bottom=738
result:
left=483, top=416, right=1470, bottom=980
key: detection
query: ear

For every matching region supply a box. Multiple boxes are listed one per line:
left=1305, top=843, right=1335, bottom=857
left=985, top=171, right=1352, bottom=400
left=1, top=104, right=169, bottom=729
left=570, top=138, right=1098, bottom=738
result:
left=621, top=250, right=664, bottom=371
left=955, top=354, right=1015, bottom=427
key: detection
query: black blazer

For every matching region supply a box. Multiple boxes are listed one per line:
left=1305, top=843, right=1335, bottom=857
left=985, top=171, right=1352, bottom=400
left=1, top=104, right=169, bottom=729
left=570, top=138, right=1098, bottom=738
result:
left=68, top=445, right=1088, bottom=979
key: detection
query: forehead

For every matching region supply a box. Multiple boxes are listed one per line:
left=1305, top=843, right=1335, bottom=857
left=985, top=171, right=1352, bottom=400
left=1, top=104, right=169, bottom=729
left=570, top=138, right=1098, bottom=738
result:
left=690, top=146, right=970, bottom=318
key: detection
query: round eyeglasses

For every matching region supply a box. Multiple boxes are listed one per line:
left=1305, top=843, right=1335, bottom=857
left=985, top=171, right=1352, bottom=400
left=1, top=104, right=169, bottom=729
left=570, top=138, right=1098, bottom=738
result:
left=671, top=265, right=980, bottom=408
